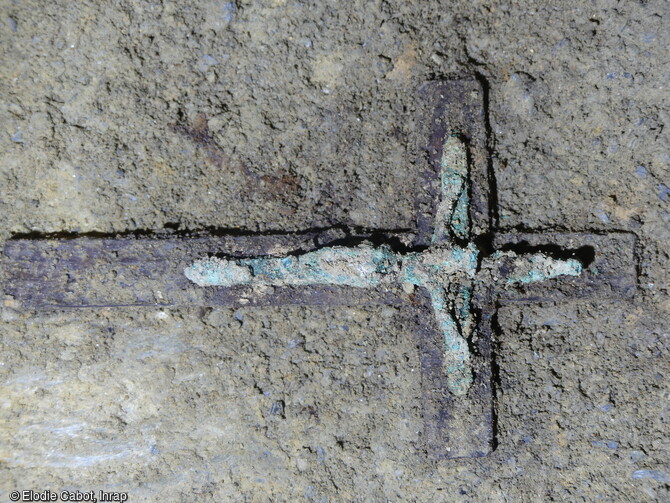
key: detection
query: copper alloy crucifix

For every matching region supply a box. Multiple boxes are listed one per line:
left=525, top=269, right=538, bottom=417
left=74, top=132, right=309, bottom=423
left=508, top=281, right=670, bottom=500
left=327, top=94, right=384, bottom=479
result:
left=2, top=79, right=637, bottom=458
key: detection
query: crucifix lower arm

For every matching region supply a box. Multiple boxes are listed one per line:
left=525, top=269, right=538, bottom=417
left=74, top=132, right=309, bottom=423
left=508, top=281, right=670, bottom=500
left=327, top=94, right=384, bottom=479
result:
left=2, top=79, right=637, bottom=459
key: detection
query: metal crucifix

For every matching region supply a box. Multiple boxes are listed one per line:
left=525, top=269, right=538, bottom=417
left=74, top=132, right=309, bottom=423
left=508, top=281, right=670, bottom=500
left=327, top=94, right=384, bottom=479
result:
left=2, top=80, right=637, bottom=459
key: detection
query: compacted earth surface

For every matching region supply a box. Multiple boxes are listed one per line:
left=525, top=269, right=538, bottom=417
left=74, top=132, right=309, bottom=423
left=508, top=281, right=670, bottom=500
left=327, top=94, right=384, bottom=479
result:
left=1, top=0, right=668, bottom=501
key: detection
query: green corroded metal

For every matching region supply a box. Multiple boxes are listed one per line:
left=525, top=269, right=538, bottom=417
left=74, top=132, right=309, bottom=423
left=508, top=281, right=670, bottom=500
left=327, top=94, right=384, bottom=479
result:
left=432, top=136, right=470, bottom=243
left=186, top=243, right=479, bottom=396
left=399, top=244, right=478, bottom=395
left=186, top=246, right=399, bottom=288
left=185, top=136, right=585, bottom=396
left=501, top=253, right=583, bottom=285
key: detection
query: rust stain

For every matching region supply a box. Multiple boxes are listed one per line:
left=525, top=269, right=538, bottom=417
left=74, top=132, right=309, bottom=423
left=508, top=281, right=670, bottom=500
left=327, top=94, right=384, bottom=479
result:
left=170, top=112, right=235, bottom=172
left=260, top=170, right=301, bottom=204
left=170, top=113, right=302, bottom=209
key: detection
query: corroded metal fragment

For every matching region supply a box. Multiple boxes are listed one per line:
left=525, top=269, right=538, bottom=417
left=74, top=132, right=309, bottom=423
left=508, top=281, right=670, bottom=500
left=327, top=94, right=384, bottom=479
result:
left=183, top=137, right=584, bottom=397
left=433, top=136, right=470, bottom=243
left=186, top=242, right=484, bottom=395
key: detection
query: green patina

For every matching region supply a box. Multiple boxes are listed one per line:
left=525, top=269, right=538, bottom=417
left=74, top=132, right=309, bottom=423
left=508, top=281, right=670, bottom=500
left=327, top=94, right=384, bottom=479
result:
left=456, top=284, right=473, bottom=336
left=185, top=257, right=253, bottom=287
left=245, top=246, right=398, bottom=287
left=185, top=136, right=585, bottom=397
left=186, top=243, right=479, bottom=395
left=185, top=246, right=399, bottom=289
left=505, top=255, right=583, bottom=285
left=433, top=136, right=470, bottom=243
left=398, top=244, right=478, bottom=395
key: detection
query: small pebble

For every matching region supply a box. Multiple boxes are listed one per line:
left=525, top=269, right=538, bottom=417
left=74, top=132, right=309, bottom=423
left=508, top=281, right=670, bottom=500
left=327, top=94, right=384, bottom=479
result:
left=630, top=450, right=646, bottom=462
left=595, top=208, right=610, bottom=224
left=592, top=440, right=618, bottom=449
left=632, top=469, right=670, bottom=483
left=269, top=400, right=285, bottom=417
left=8, top=103, right=23, bottom=116
left=197, top=54, right=218, bottom=72
left=222, top=2, right=235, bottom=23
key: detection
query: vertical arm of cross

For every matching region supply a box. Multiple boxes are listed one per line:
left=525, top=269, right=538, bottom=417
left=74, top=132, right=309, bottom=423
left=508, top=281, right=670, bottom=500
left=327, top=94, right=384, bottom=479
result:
left=433, top=136, right=470, bottom=244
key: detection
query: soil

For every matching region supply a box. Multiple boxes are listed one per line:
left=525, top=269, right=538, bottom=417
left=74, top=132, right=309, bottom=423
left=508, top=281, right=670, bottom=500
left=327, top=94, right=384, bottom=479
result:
left=1, top=0, right=668, bottom=501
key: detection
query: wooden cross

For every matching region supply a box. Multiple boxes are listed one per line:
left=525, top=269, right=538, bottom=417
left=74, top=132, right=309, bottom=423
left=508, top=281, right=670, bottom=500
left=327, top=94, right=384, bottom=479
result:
left=2, top=80, right=637, bottom=459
